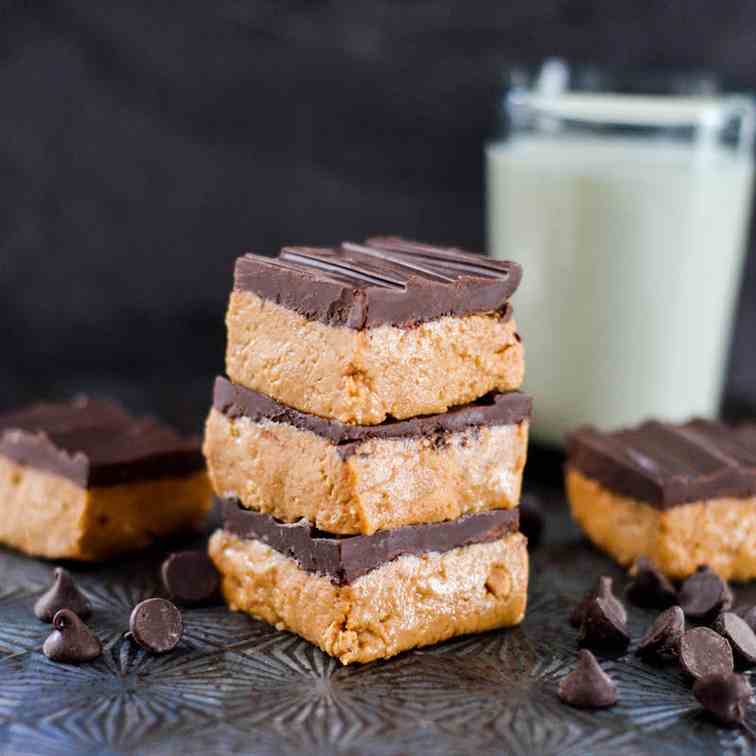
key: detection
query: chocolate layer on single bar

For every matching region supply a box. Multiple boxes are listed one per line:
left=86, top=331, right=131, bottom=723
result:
left=213, top=376, right=531, bottom=456
left=220, top=499, right=520, bottom=584
left=737, top=424, right=756, bottom=448
left=0, top=398, right=204, bottom=488
left=567, top=420, right=756, bottom=508
left=234, top=236, right=521, bottom=328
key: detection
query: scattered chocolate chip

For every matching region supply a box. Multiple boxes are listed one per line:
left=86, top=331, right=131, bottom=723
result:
left=739, top=605, right=756, bottom=634
left=714, top=612, right=756, bottom=667
left=42, top=609, right=102, bottom=663
left=637, top=606, right=685, bottom=661
left=570, top=576, right=627, bottom=629
left=558, top=649, right=617, bottom=708
left=625, top=557, right=677, bottom=609
left=129, top=598, right=183, bottom=654
left=678, top=566, right=733, bottom=623
left=34, top=567, right=91, bottom=623
left=693, top=673, right=753, bottom=728
left=679, top=627, right=734, bottom=680
left=519, top=494, right=544, bottom=548
left=569, top=595, right=591, bottom=628
left=578, top=596, right=631, bottom=654
left=161, top=550, right=220, bottom=606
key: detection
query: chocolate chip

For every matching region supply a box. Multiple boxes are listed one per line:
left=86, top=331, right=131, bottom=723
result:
left=558, top=649, right=617, bottom=709
left=637, top=606, right=685, bottom=661
left=161, top=550, right=220, bottom=606
left=578, top=596, right=631, bottom=654
left=714, top=612, right=756, bottom=667
left=693, top=673, right=753, bottom=728
left=679, top=627, right=734, bottom=680
left=570, top=576, right=627, bottom=629
left=129, top=598, right=183, bottom=654
left=42, top=609, right=102, bottom=663
left=739, top=605, right=756, bottom=634
left=519, top=494, right=544, bottom=549
left=678, top=566, right=733, bottom=623
left=625, top=557, right=677, bottom=609
left=569, top=595, right=591, bottom=628
left=34, top=567, right=91, bottom=623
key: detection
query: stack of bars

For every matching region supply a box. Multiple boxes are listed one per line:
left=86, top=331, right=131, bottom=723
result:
left=205, top=237, right=532, bottom=664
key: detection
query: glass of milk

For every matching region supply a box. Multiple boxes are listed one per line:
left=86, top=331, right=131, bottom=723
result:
left=487, top=60, right=756, bottom=445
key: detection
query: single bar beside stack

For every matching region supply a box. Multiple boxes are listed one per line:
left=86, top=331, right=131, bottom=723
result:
left=566, top=420, right=756, bottom=581
left=206, top=237, right=532, bottom=664
left=0, top=398, right=212, bottom=560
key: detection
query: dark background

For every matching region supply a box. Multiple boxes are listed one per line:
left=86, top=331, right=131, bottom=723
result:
left=3, top=2, right=756, bottom=433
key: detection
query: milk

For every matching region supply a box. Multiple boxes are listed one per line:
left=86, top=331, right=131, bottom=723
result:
left=487, top=119, right=754, bottom=445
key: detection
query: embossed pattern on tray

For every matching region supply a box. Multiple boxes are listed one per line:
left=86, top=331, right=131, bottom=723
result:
left=0, top=490, right=754, bottom=755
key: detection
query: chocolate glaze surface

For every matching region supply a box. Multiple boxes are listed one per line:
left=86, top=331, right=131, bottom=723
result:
left=567, top=420, right=756, bottom=507
left=0, top=398, right=204, bottom=488
left=213, top=376, right=531, bottom=455
left=221, top=499, right=519, bottom=584
left=234, top=236, right=521, bottom=328
left=737, top=423, right=756, bottom=448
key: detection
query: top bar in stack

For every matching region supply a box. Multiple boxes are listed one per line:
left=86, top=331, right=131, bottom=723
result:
left=566, top=420, right=756, bottom=580
left=226, top=237, right=524, bottom=424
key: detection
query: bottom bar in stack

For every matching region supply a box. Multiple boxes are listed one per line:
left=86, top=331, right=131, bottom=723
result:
left=209, top=500, right=528, bottom=664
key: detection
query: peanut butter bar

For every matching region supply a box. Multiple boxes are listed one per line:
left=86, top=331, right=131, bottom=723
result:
left=205, top=377, right=531, bottom=534
left=566, top=420, right=756, bottom=580
left=226, top=237, right=523, bottom=424
left=0, top=398, right=212, bottom=560
left=209, top=502, right=528, bottom=664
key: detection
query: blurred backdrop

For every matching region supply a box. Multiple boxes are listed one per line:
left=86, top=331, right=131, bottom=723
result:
left=2, top=2, right=756, bottom=433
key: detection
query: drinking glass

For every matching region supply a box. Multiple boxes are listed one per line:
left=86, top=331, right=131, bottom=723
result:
left=487, top=60, right=756, bottom=444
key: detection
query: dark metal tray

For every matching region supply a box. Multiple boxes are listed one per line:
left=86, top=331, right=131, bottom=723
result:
left=0, top=489, right=754, bottom=756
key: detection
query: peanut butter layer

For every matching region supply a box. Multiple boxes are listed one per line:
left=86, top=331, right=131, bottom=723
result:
left=567, top=467, right=756, bottom=581
left=209, top=530, right=528, bottom=664
left=226, top=290, right=524, bottom=425
left=204, top=408, right=528, bottom=534
left=0, top=455, right=213, bottom=561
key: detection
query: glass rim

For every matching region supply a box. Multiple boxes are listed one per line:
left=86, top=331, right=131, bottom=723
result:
left=502, top=59, right=756, bottom=129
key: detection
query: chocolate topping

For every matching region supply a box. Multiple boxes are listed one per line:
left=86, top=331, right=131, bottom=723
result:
left=129, top=598, right=183, bottom=654
left=567, top=419, right=756, bottom=507
left=34, top=568, right=92, bottom=623
left=0, top=397, right=204, bottom=488
left=43, top=609, right=102, bottom=663
left=737, top=423, right=756, bottom=447
left=234, top=237, right=522, bottom=329
left=221, top=500, right=519, bottom=585
left=558, top=649, right=618, bottom=709
left=213, top=377, right=531, bottom=452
